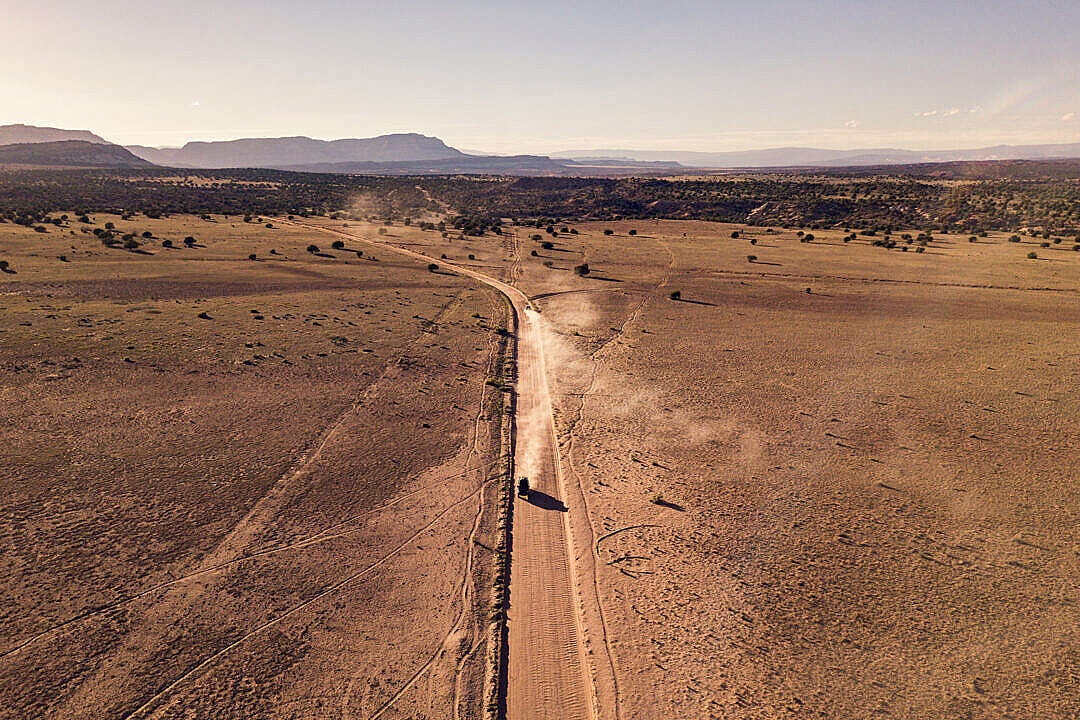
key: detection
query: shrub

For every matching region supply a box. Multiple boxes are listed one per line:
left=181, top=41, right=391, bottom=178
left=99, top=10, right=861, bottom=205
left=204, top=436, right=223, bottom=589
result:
left=541, top=241, right=554, bottom=249
left=441, top=253, right=448, bottom=259
left=248, top=253, right=257, bottom=260
left=747, top=254, right=757, bottom=262
left=162, top=239, right=173, bottom=248
left=803, top=233, right=815, bottom=242
left=1040, top=242, right=1050, bottom=248
left=603, top=229, right=614, bottom=235
left=184, top=235, right=195, bottom=244
left=356, top=250, right=363, bottom=257
left=628, top=229, right=637, bottom=236
left=1027, top=251, right=1038, bottom=259
left=1053, top=237, right=1062, bottom=244
left=731, top=231, right=740, bottom=238
left=141, top=231, right=153, bottom=238
left=574, top=263, right=590, bottom=276
left=749, top=238, right=757, bottom=245
left=428, top=263, right=439, bottom=272
left=915, top=246, right=925, bottom=253
left=0, top=260, right=9, bottom=271
left=331, top=240, right=345, bottom=249
left=468, top=254, right=475, bottom=260
left=968, top=236, right=977, bottom=243
left=669, top=290, right=681, bottom=300
left=1073, top=244, right=1080, bottom=252
left=1008, top=235, right=1021, bottom=243
left=124, top=237, right=140, bottom=250
left=306, top=244, right=319, bottom=253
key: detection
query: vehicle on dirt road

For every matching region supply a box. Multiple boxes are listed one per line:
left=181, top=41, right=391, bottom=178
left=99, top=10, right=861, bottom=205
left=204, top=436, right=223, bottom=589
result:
left=518, top=476, right=529, bottom=497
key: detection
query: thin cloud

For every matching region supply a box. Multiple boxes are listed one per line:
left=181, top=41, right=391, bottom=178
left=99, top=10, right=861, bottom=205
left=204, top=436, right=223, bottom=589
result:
left=1063, top=112, right=1076, bottom=121
left=944, top=107, right=961, bottom=117
left=844, top=119, right=859, bottom=128
left=191, top=100, right=201, bottom=107
left=915, top=110, right=938, bottom=117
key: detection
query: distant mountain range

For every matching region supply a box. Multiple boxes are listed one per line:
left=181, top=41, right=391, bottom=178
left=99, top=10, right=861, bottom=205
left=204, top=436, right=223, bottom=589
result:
left=124, top=133, right=464, bottom=168
left=0, top=140, right=152, bottom=168
left=4, top=123, right=1080, bottom=173
left=551, top=143, right=1080, bottom=168
left=0, top=123, right=109, bottom=146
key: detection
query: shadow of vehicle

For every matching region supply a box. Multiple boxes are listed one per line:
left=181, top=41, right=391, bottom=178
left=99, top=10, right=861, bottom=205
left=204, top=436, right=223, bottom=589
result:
left=524, top=489, right=567, bottom=512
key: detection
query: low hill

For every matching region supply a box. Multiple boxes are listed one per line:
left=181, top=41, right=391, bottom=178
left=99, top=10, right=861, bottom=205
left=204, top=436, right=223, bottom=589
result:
left=0, top=140, right=154, bottom=168
left=0, top=123, right=109, bottom=146
left=125, top=133, right=464, bottom=168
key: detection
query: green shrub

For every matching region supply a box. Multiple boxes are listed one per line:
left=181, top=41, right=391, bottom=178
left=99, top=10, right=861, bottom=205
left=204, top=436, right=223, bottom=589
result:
left=1027, top=251, right=1038, bottom=259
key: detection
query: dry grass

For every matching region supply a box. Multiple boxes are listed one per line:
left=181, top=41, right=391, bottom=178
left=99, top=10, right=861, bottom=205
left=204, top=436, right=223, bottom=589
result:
left=0, top=214, right=506, bottom=719
left=350, top=215, right=1080, bottom=719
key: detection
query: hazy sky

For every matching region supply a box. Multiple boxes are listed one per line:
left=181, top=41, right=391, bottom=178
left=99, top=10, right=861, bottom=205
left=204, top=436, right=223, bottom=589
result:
left=4, top=0, right=1079, bottom=152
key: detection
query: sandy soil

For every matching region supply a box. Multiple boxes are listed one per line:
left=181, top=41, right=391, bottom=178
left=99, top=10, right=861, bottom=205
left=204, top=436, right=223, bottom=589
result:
left=361, top=216, right=1080, bottom=719
left=0, top=214, right=509, bottom=719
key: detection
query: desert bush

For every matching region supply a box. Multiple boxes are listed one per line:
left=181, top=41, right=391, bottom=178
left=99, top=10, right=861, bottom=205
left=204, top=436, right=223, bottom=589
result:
left=541, top=241, right=554, bottom=249
left=1027, top=251, right=1038, bottom=259
left=306, top=244, right=319, bottom=253
left=142, top=231, right=153, bottom=238
left=428, top=263, right=439, bottom=272
left=747, top=254, right=757, bottom=262
left=331, top=240, right=345, bottom=249
left=969, top=236, right=977, bottom=242
left=248, top=253, right=257, bottom=260
left=731, top=230, right=740, bottom=238
left=1008, top=235, right=1021, bottom=242
left=162, top=239, right=173, bottom=248
left=441, top=253, right=448, bottom=259
left=749, top=238, right=757, bottom=245
left=603, top=229, right=614, bottom=235
left=124, top=237, right=140, bottom=250
left=803, top=233, right=815, bottom=242
left=1040, top=242, right=1050, bottom=248
left=915, top=246, right=925, bottom=253
left=669, top=290, right=681, bottom=300
left=468, top=253, right=475, bottom=260
left=0, top=260, right=9, bottom=270
left=628, top=229, right=637, bottom=235
left=574, top=263, right=590, bottom=276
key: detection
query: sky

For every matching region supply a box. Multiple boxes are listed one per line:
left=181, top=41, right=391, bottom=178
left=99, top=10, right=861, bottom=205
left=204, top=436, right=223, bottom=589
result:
left=3, top=0, right=1079, bottom=152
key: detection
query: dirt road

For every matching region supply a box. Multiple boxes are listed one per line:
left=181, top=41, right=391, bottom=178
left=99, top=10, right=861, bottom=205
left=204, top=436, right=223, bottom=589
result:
left=289, top=220, right=596, bottom=720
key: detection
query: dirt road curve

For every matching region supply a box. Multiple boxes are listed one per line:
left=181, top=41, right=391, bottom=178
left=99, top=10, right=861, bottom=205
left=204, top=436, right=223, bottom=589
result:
left=288, top=220, right=595, bottom=720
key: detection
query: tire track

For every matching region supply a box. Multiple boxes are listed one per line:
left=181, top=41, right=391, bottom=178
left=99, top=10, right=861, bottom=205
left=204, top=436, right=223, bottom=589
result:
left=119, top=478, right=493, bottom=720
